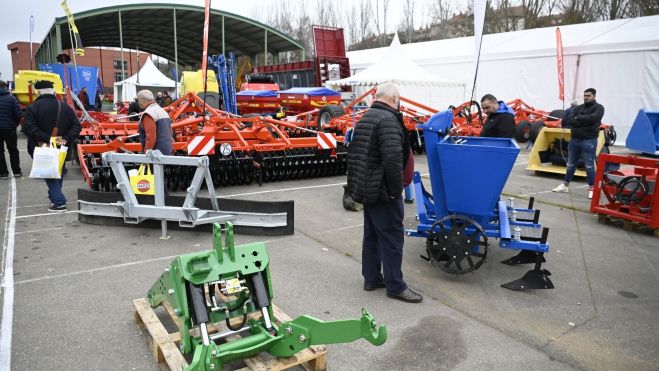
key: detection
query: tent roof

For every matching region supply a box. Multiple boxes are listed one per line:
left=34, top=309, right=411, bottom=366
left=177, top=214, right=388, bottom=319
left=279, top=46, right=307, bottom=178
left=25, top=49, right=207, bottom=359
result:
left=114, top=56, right=175, bottom=87
left=326, top=34, right=465, bottom=87
left=347, top=15, right=659, bottom=67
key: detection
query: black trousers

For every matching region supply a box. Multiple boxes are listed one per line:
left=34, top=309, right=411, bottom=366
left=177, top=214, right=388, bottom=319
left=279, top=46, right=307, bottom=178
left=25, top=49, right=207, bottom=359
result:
left=362, top=197, right=407, bottom=294
left=0, top=128, right=21, bottom=175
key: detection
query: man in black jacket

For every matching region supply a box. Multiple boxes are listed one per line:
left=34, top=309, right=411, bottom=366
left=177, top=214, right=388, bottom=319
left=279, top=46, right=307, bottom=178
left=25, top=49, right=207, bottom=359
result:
left=346, top=83, right=422, bottom=304
left=552, top=88, right=604, bottom=199
left=0, top=80, right=22, bottom=179
left=22, top=80, right=81, bottom=212
left=480, top=94, right=515, bottom=138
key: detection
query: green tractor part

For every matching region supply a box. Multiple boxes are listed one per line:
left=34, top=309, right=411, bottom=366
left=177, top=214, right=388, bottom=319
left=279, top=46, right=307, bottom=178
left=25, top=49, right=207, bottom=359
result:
left=148, top=222, right=387, bottom=370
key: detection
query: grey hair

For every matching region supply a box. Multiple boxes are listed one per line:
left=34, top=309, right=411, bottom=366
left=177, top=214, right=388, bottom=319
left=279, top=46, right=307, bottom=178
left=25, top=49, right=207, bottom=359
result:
left=570, top=100, right=579, bottom=107
left=374, top=83, right=399, bottom=100
left=136, top=89, right=155, bottom=101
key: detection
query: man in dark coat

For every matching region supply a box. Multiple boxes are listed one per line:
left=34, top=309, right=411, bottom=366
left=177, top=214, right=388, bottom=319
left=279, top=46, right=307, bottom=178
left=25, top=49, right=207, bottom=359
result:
left=22, top=80, right=81, bottom=212
left=346, top=83, right=422, bottom=304
left=0, top=80, right=22, bottom=178
left=553, top=88, right=604, bottom=199
left=480, top=94, right=515, bottom=138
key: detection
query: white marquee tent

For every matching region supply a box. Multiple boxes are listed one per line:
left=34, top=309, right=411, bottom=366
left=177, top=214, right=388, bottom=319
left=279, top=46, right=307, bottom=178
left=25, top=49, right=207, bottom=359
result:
left=326, top=34, right=467, bottom=109
left=113, top=57, right=176, bottom=103
left=346, top=15, right=659, bottom=143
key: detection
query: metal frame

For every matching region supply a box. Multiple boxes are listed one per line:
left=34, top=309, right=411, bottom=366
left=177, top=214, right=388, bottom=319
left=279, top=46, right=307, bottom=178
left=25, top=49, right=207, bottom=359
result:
left=77, top=150, right=287, bottom=239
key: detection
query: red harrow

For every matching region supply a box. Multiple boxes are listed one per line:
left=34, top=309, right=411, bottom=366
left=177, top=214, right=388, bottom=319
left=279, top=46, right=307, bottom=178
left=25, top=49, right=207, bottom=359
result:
left=76, top=93, right=347, bottom=191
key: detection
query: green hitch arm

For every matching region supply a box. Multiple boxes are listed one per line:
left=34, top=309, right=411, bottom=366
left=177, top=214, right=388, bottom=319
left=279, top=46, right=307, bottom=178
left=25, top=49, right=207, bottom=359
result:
left=268, top=308, right=387, bottom=357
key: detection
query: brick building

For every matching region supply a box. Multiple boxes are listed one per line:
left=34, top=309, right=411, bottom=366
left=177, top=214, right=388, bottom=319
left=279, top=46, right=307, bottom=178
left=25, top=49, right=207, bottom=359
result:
left=7, top=41, right=152, bottom=93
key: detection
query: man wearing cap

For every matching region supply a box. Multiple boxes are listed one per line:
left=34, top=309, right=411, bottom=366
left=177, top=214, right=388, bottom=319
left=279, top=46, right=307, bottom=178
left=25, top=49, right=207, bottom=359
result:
left=22, top=80, right=81, bottom=212
left=0, top=80, right=22, bottom=179
left=136, top=89, right=173, bottom=155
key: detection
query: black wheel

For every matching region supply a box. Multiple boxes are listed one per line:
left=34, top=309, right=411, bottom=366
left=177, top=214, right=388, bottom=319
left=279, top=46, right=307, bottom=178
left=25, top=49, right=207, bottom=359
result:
left=316, top=104, right=344, bottom=131
left=514, top=120, right=532, bottom=143
left=425, top=215, right=488, bottom=276
left=548, top=109, right=564, bottom=121
left=604, top=126, right=617, bottom=146
left=529, top=121, right=546, bottom=143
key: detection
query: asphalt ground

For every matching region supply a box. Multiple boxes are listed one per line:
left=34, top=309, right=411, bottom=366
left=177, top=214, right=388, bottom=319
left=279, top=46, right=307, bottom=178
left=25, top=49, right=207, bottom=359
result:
left=1, top=135, right=657, bottom=370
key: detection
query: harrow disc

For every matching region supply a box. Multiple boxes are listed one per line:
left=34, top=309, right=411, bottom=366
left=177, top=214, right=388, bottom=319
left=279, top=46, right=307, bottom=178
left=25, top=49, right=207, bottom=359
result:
left=426, top=215, right=488, bottom=276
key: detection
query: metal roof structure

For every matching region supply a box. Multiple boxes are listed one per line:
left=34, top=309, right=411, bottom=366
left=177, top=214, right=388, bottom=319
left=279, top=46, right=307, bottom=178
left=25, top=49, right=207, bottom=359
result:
left=34, top=3, right=304, bottom=69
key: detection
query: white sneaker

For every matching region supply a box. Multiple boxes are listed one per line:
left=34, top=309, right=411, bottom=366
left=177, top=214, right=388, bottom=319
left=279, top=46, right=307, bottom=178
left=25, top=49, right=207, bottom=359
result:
left=588, top=190, right=593, bottom=199
left=552, top=183, right=569, bottom=193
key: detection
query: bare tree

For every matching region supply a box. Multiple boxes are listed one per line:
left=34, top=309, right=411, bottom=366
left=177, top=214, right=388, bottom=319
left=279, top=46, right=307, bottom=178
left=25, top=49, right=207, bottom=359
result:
left=521, top=0, right=549, bottom=28
left=559, top=0, right=599, bottom=23
left=634, top=0, right=659, bottom=16
left=401, top=0, right=417, bottom=43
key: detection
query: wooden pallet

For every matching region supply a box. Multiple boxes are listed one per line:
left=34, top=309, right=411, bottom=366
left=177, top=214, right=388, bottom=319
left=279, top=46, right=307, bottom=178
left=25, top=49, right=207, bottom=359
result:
left=597, top=214, right=659, bottom=237
left=133, top=298, right=327, bottom=371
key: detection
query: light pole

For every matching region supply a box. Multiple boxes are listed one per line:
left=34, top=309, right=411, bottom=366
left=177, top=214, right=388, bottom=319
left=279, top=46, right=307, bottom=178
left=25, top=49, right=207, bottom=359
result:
left=29, top=15, right=34, bottom=70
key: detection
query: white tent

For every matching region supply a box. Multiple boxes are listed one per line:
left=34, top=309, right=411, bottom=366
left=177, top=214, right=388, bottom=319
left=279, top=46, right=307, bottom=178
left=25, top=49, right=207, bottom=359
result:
left=347, top=15, right=659, bottom=143
left=113, top=57, right=176, bottom=103
left=326, top=34, right=467, bottom=109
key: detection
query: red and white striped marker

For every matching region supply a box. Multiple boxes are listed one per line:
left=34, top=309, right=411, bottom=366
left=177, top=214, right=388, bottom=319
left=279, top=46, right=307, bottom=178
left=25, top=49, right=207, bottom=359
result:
left=317, top=132, right=337, bottom=150
left=187, top=135, right=215, bottom=156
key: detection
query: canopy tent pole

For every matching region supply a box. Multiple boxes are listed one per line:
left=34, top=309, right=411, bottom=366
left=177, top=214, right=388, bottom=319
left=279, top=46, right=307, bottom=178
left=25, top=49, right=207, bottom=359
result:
left=173, top=8, right=178, bottom=98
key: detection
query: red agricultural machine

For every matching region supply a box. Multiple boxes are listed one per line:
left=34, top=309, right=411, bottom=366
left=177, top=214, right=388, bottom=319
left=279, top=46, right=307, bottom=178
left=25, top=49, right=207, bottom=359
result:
left=590, top=110, right=659, bottom=234
left=76, top=92, right=347, bottom=192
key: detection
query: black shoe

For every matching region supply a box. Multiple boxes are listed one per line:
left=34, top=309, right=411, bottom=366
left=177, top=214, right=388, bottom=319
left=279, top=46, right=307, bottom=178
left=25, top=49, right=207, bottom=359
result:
left=404, top=199, right=414, bottom=204
left=387, top=287, right=423, bottom=303
left=13, top=173, right=22, bottom=178
left=48, top=204, right=68, bottom=212
left=363, top=282, right=386, bottom=291
left=0, top=174, right=8, bottom=180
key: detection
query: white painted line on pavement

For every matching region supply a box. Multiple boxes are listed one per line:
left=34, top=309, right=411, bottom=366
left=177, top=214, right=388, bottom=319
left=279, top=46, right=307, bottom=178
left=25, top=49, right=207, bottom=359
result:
left=0, top=177, right=17, bottom=369
left=14, top=235, right=302, bottom=285
left=221, top=182, right=346, bottom=198
left=14, top=227, right=67, bottom=235
left=14, top=210, right=78, bottom=219
left=519, top=184, right=588, bottom=198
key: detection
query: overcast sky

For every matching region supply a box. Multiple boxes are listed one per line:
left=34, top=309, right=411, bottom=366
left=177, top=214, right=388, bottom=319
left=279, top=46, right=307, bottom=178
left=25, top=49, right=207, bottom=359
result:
left=1, top=0, right=414, bottom=81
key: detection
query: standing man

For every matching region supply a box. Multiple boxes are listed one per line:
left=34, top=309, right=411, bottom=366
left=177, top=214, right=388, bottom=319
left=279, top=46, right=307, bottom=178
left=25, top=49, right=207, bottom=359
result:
left=136, top=89, right=173, bottom=155
left=78, top=87, right=90, bottom=110
left=479, top=94, right=515, bottom=138
left=22, top=80, right=81, bottom=211
left=552, top=88, right=604, bottom=199
left=347, top=83, right=422, bottom=304
left=0, top=80, right=22, bottom=179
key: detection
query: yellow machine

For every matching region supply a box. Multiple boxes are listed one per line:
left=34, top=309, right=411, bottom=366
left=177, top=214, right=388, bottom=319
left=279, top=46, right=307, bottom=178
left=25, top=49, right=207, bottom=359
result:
left=12, top=70, right=65, bottom=106
left=527, top=127, right=606, bottom=177
left=178, top=70, right=219, bottom=95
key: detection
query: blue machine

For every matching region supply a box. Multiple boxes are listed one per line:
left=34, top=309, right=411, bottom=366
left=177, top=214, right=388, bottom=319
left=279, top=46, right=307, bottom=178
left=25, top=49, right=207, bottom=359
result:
left=208, top=53, right=238, bottom=114
left=407, top=111, right=553, bottom=290
left=626, top=110, right=659, bottom=155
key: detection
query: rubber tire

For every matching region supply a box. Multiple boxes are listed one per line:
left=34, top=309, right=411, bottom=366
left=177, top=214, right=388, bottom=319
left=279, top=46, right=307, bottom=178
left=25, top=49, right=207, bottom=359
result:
left=514, top=120, right=532, bottom=143
left=548, top=109, right=564, bottom=121
left=529, top=121, right=546, bottom=143
left=316, top=104, right=344, bottom=131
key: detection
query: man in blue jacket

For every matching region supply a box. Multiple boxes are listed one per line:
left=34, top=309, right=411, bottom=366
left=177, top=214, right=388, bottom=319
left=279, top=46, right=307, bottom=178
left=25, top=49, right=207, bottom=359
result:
left=480, top=94, right=515, bottom=138
left=0, top=80, right=22, bottom=179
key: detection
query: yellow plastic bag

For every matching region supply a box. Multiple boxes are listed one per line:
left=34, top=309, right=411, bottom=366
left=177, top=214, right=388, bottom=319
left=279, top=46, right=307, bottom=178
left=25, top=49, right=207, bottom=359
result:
left=50, top=137, right=68, bottom=175
left=130, top=165, right=156, bottom=195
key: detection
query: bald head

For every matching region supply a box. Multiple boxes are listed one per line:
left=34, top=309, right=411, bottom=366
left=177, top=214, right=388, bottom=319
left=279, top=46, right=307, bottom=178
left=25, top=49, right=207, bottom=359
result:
left=136, top=89, right=155, bottom=109
left=374, top=83, right=400, bottom=109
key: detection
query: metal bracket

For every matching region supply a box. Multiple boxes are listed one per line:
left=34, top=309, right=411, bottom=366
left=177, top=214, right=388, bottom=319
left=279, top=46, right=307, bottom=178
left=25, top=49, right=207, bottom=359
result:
left=77, top=150, right=289, bottom=238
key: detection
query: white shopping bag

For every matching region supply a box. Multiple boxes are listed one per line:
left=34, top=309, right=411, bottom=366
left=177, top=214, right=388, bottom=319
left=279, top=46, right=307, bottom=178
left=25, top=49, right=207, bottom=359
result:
left=29, top=144, right=62, bottom=179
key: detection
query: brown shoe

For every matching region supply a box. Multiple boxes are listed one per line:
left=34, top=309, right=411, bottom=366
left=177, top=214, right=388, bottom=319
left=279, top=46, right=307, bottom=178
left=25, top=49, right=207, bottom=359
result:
left=387, top=287, right=423, bottom=303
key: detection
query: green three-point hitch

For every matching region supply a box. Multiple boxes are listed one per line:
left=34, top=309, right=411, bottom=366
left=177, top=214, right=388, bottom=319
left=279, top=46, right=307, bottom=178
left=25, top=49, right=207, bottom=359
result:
left=148, top=222, right=387, bottom=370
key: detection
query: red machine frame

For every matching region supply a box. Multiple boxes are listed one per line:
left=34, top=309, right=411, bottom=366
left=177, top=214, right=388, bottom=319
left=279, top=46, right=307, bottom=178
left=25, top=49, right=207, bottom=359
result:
left=590, top=153, right=659, bottom=229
